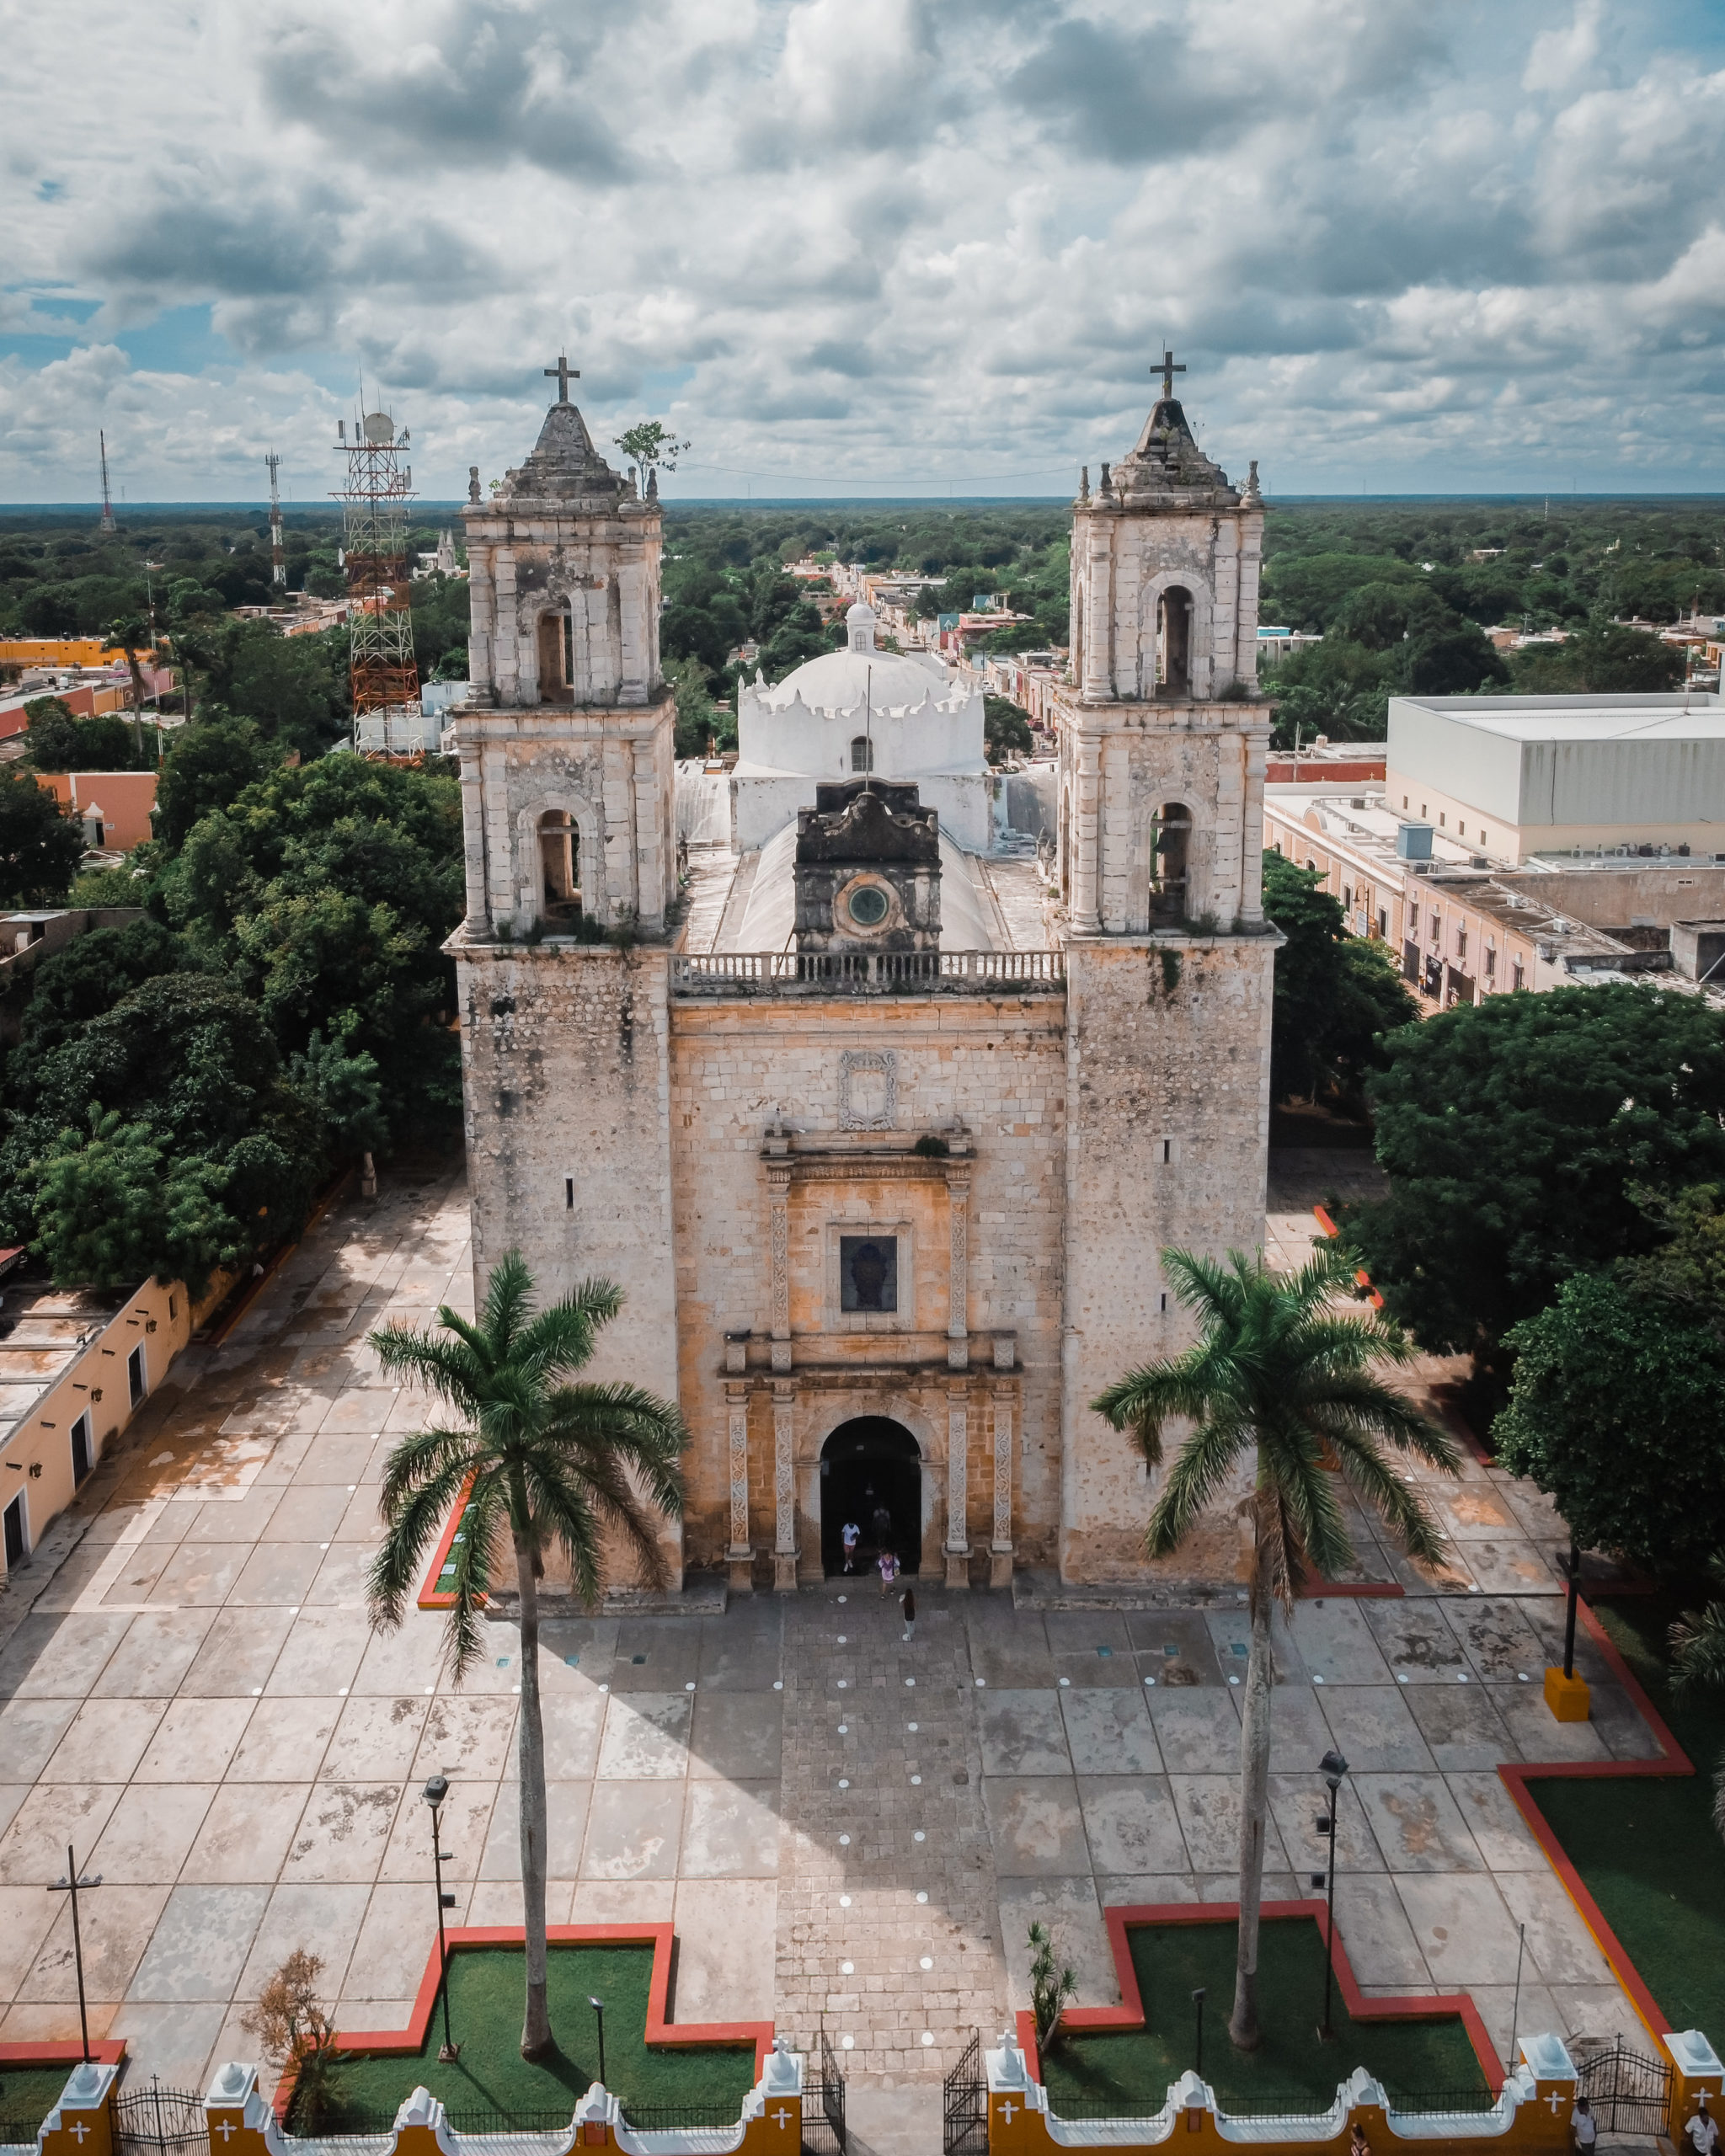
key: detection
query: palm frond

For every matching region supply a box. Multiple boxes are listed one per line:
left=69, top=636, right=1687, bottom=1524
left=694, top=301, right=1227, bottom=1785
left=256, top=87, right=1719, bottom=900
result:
left=442, top=1467, right=508, bottom=1684
left=376, top=1423, right=481, bottom=1516
left=480, top=1250, right=536, bottom=1357
left=547, top=1381, right=691, bottom=1518
left=366, top=1454, right=473, bottom=1630
left=1320, top=1416, right=1451, bottom=1572
left=1146, top=1413, right=1249, bottom=1558
left=371, top=1323, right=489, bottom=1416
left=1671, top=1597, right=1725, bottom=1695
left=1092, top=1356, right=1216, bottom=1470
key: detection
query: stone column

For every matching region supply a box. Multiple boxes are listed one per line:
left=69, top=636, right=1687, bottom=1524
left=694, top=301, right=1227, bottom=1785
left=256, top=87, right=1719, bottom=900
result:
left=1081, top=527, right=1114, bottom=702
left=633, top=735, right=664, bottom=931
left=947, top=1172, right=970, bottom=1370
left=725, top=1381, right=752, bottom=1593
left=1071, top=734, right=1103, bottom=932
left=990, top=1389, right=1016, bottom=1590
left=772, top=1381, right=798, bottom=1593
left=458, top=735, right=489, bottom=933
left=768, top=1166, right=792, bottom=1373
left=945, top=1386, right=971, bottom=1588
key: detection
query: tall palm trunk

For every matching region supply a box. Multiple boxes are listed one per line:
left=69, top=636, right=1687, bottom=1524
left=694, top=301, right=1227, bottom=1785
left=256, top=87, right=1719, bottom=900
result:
left=512, top=1524, right=553, bottom=2059
left=1230, top=1539, right=1274, bottom=2052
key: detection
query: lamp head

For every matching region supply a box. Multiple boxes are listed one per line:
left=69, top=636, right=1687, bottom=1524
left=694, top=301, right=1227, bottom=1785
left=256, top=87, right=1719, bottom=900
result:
left=589, top=1996, right=604, bottom=2013
left=423, top=1774, right=450, bottom=1808
left=1320, top=1748, right=1349, bottom=1785
left=1191, top=1987, right=1205, bottom=2004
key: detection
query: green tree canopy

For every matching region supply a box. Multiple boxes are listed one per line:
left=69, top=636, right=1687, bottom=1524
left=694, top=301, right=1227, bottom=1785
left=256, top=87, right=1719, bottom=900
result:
left=32, top=1108, right=242, bottom=1297
left=1261, top=851, right=1418, bottom=1105
left=1344, top=985, right=1725, bottom=1359
left=154, top=717, right=271, bottom=853
left=1494, top=1269, right=1725, bottom=1573
left=24, top=697, right=139, bottom=772
left=983, top=694, right=1034, bottom=762
left=0, top=770, right=85, bottom=907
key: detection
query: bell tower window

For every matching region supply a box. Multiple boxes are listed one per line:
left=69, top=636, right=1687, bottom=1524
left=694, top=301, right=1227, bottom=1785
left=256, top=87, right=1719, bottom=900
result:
left=850, top=735, right=874, bottom=774
left=536, top=607, right=571, bottom=703
left=1150, top=802, right=1192, bottom=918
left=538, top=809, right=579, bottom=921
left=1156, top=587, right=1193, bottom=692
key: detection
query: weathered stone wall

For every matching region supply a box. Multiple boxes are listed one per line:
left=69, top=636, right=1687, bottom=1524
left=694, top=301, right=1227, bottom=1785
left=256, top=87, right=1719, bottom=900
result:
left=1059, top=934, right=1277, bottom=1583
left=454, top=937, right=682, bottom=1577
left=667, top=994, right=1070, bottom=1577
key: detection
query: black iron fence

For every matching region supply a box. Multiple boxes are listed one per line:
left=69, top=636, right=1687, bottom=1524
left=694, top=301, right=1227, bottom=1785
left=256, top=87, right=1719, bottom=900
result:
left=116, top=2081, right=208, bottom=2156
left=942, top=2031, right=986, bottom=2156
left=1577, top=2042, right=1672, bottom=2138
left=802, top=2030, right=846, bottom=2156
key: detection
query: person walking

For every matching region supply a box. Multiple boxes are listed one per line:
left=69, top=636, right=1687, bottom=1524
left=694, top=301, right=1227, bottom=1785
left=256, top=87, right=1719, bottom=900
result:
left=1348, top=2125, right=1370, bottom=2156
left=841, top=1520, right=860, bottom=1573
left=1689, top=2100, right=1719, bottom=2156
left=878, top=1547, right=899, bottom=1594
left=870, top=1502, right=893, bottom=1552
left=901, top=1584, right=916, bottom=1642
left=1572, top=2098, right=1597, bottom=2154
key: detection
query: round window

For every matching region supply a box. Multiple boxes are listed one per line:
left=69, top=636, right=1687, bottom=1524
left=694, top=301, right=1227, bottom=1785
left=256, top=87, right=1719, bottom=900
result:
left=846, top=883, right=889, bottom=928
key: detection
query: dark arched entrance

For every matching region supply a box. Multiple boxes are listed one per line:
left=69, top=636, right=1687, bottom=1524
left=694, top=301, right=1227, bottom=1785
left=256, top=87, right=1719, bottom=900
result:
left=820, top=1418, right=921, bottom=1577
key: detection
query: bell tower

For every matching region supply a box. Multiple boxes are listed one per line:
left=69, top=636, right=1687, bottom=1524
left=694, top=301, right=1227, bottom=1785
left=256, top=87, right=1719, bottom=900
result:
left=453, top=359, right=674, bottom=937
left=1055, top=358, right=1270, bottom=936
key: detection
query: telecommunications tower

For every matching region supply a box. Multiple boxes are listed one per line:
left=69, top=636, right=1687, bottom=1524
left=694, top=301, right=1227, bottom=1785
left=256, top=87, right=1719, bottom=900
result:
left=333, top=407, right=419, bottom=752
left=98, top=430, right=117, bottom=534
left=265, top=452, right=286, bottom=589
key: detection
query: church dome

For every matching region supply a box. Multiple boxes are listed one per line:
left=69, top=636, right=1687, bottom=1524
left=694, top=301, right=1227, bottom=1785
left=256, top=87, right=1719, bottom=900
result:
left=759, top=600, right=952, bottom=715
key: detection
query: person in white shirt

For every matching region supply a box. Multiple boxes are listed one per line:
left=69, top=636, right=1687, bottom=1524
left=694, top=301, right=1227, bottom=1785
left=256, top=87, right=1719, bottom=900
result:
left=1688, top=2100, right=1719, bottom=2156
left=1572, top=2097, right=1596, bottom=2153
left=841, top=1521, right=860, bottom=1573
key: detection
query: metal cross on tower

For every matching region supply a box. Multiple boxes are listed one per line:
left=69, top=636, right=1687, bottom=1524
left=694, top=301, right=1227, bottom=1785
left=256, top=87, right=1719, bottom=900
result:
left=544, top=354, right=580, bottom=402
left=1155, top=349, right=1186, bottom=401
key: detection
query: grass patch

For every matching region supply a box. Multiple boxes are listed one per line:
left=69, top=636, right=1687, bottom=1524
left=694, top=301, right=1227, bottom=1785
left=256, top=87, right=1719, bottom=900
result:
left=1525, top=1596, right=1725, bottom=2040
left=1042, top=1919, right=1489, bottom=2118
left=0, top=2066, right=80, bottom=2140
left=315, top=1946, right=755, bottom=2132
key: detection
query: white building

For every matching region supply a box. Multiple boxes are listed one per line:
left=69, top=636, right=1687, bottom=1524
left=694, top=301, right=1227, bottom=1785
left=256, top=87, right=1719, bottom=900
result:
left=729, top=601, right=994, bottom=851
left=1387, top=693, right=1725, bottom=865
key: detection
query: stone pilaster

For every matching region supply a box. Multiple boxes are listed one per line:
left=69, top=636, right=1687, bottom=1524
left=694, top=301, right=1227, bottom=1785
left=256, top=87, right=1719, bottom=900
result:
left=773, top=1381, right=798, bottom=1592
left=947, top=1171, right=970, bottom=1369
left=990, top=1391, right=1015, bottom=1590
left=768, top=1163, right=792, bottom=1373
left=725, top=1381, right=752, bottom=1593
left=945, top=1387, right=970, bottom=1588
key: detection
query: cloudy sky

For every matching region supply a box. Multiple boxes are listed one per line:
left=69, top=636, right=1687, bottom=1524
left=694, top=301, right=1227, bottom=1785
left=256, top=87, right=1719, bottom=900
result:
left=4, top=0, right=1725, bottom=504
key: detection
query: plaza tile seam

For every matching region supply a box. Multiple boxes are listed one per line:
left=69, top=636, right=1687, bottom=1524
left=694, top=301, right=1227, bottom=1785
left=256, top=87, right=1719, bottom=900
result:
left=1010, top=1899, right=1500, bottom=2092
left=1496, top=1594, right=1693, bottom=2047
left=279, top=1923, right=774, bottom=2121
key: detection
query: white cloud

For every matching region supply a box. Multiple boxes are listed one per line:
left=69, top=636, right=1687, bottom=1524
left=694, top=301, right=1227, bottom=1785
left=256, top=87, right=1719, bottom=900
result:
left=3, top=0, right=1725, bottom=499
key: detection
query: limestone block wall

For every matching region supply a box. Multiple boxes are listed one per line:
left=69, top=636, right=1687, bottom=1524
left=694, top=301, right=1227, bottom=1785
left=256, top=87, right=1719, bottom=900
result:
left=456, top=699, right=676, bottom=935
left=1059, top=935, right=1277, bottom=1582
left=666, top=995, right=1069, bottom=1573
left=453, top=938, right=682, bottom=1577
left=1071, top=504, right=1264, bottom=704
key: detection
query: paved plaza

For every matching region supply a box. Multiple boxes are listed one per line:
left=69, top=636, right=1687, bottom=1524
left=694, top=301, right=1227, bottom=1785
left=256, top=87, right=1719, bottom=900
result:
left=0, top=1155, right=1659, bottom=2105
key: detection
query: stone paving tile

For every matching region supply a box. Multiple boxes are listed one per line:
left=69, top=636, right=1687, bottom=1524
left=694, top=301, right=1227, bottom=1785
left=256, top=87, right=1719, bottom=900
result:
left=0, top=1155, right=1674, bottom=2095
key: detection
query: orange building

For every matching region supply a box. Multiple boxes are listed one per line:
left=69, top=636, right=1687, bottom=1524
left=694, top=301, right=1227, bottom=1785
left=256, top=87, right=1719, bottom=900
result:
left=36, top=770, right=158, bottom=851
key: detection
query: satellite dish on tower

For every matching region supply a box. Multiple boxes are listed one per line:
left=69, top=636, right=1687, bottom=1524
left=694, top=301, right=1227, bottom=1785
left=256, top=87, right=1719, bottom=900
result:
left=362, top=412, right=395, bottom=446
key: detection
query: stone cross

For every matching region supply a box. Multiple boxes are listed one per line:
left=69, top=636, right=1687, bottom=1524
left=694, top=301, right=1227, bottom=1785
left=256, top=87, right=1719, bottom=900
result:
left=1156, top=348, right=1186, bottom=400
left=544, top=355, right=580, bottom=403
left=772, top=2108, right=793, bottom=2131
left=1546, top=2093, right=1562, bottom=2114
left=216, top=2124, right=237, bottom=2142
left=999, top=2101, right=1017, bottom=2124
left=70, top=2124, right=89, bottom=2143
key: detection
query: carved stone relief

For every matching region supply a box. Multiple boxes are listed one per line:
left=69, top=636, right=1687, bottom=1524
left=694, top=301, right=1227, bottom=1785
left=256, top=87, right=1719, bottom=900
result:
left=838, top=1049, right=897, bottom=1130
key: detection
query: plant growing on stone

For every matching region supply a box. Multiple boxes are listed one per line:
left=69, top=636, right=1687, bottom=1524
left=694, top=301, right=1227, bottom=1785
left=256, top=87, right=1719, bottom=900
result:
left=242, top=1949, right=340, bottom=2128
left=1028, top=1920, right=1077, bottom=2052
left=367, top=1251, right=688, bottom=2060
left=1093, top=1244, right=1457, bottom=2052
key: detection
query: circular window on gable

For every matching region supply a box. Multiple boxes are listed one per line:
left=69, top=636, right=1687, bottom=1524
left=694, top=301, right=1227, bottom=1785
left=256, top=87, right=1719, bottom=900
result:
left=844, top=883, right=890, bottom=929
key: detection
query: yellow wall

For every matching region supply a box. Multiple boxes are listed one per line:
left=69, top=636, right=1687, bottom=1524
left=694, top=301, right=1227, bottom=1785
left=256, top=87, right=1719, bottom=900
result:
left=0, top=1269, right=227, bottom=1579
left=0, top=638, right=143, bottom=669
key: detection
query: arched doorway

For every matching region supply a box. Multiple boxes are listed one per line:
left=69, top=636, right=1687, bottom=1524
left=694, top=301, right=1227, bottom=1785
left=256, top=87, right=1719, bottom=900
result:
left=820, top=1418, right=921, bottom=1577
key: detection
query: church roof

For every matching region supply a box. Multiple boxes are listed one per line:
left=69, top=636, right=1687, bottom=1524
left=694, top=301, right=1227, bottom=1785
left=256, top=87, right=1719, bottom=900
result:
left=1107, top=395, right=1240, bottom=508
left=756, top=643, right=955, bottom=715
left=729, top=819, right=997, bottom=952
left=495, top=402, right=628, bottom=506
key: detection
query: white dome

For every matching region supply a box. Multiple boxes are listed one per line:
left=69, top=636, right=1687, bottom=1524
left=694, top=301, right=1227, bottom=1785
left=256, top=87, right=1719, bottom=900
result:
left=760, top=643, right=951, bottom=714
left=846, top=600, right=874, bottom=625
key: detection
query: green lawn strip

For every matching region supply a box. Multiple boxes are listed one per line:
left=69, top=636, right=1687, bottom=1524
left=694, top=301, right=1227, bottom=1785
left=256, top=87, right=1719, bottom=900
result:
left=323, top=1947, right=756, bottom=2129
left=1523, top=1595, right=1725, bottom=2041
left=1042, top=1919, right=1489, bottom=2118
left=0, top=2066, right=82, bottom=2139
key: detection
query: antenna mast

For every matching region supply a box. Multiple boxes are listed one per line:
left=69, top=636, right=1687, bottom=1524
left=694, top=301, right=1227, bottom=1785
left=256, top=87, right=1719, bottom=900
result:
left=98, top=431, right=116, bottom=535
left=333, top=405, right=419, bottom=754
left=265, top=452, right=286, bottom=590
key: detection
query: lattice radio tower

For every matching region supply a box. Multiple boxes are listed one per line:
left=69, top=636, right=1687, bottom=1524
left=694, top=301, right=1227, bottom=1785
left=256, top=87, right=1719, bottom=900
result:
left=98, top=430, right=117, bottom=535
left=333, top=406, right=419, bottom=750
left=265, top=452, right=286, bottom=589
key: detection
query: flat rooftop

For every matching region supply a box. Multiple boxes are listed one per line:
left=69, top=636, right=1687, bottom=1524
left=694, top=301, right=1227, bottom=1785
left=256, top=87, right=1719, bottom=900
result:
left=0, top=1276, right=130, bottom=1448
left=1392, top=694, right=1725, bottom=744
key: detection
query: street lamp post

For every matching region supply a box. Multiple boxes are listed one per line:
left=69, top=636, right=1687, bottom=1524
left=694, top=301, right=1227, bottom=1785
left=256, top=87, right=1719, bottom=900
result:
left=1561, top=1540, right=1582, bottom=1680
left=589, top=1997, right=607, bottom=2091
left=47, top=1844, right=103, bottom=2063
left=1190, top=1988, right=1205, bottom=2083
left=422, top=1775, right=459, bottom=2062
left=1316, top=1748, right=1350, bottom=2042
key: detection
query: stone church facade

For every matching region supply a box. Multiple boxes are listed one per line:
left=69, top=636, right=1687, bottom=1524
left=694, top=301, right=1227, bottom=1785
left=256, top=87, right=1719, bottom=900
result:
left=447, top=371, right=1276, bottom=1589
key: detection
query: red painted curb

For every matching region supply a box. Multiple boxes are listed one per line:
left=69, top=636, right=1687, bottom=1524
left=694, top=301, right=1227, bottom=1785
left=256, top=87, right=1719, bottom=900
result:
left=0, top=2041, right=127, bottom=2069
left=417, top=1472, right=480, bottom=1609
left=275, top=1925, right=770, bottom=2124
left=1021, top=1902, right=1500, bottom=2099
left=1498, top=1594, right=1694, bottom=2047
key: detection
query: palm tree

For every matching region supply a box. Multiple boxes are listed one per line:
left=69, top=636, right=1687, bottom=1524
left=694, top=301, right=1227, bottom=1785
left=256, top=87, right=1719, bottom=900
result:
left=107, top=613, right=152, bottom=762
left=367, top=1251, right=688, bottom=2061
left=1093, top=1245, right=1459, bottom=2053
